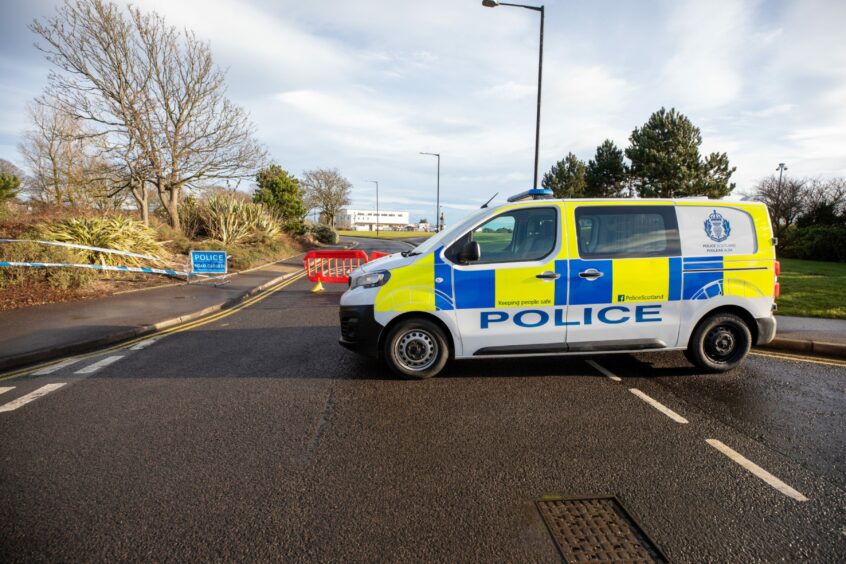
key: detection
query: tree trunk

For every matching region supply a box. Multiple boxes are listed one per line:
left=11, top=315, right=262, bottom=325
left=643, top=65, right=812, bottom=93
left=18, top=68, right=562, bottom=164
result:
left=130, top=180, right=149, bottom=226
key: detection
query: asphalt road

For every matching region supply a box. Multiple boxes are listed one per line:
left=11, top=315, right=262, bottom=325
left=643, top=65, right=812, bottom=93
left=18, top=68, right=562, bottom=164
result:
left=1, top=236, right=844, bottom=562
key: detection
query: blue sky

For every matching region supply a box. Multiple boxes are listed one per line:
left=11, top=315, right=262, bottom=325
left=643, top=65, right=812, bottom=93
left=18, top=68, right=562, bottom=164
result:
left=2, top=0, right=845, bottom=225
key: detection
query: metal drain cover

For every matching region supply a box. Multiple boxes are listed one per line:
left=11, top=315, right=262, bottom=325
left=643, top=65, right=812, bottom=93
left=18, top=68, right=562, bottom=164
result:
left=536, top=496, right=667, bottom=563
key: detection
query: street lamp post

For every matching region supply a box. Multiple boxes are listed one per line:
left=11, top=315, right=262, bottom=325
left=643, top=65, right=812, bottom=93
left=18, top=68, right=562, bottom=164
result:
left=419, top=152, right=441, bottom=232
left=366, top=180, right=379, bottom=236
left=776, top=163, right=788, bottom=191
left=482, top=0, right=545, bottom=189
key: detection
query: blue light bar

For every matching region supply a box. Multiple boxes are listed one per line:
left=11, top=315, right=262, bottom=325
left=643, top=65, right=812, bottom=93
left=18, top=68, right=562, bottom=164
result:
left=506, top=188, right=554, bottom=202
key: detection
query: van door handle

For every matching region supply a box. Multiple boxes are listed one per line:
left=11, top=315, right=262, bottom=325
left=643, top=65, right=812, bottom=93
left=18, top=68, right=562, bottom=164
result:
left=536, top=271, right=560, bottom=280
left=579, top=268, right=603, bottom=280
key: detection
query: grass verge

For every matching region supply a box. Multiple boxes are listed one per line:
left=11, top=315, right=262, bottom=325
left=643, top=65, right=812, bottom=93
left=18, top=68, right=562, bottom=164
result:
left=777, top=258, right=846, bottom=319
left=337, top=230, right=435, bottom=240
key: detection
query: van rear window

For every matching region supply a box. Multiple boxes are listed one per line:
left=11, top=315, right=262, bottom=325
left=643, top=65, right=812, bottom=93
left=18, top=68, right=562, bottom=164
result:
left=575, top=206, right=681, bottom=259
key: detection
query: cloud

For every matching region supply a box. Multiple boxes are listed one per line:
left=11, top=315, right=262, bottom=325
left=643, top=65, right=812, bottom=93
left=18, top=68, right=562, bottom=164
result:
left=3, top=0, right=846, bottom=223
left=659, top=0, right=758, bottom=110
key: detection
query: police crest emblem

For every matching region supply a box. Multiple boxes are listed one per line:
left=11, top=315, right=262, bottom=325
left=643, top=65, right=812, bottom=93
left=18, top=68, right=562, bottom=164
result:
left=704, top=209, right=731, bottom=242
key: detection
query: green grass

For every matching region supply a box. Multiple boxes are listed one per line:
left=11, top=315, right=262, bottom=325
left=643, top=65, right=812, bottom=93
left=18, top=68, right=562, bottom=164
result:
left=337, top=230, right=434, bottom=240
left=474, top=232, right=513, bottom=250
left=777, top=258, right=846, bottom=319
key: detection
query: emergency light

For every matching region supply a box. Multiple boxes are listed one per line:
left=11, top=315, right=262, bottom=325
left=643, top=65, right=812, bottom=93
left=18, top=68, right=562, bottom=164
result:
left=506, top=188, right=554, bottom=202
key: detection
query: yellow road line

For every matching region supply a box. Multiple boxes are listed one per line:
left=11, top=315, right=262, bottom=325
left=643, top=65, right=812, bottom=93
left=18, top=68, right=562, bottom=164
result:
left=750, top=350, right=846, bottom=368
left=0, top=271, right=307, bottom=382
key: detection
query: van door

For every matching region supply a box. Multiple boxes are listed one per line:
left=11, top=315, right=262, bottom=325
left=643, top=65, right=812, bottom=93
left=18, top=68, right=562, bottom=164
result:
left=565, top=204, right=682, bottom=351
left=445, top=205, right=567, bottom=356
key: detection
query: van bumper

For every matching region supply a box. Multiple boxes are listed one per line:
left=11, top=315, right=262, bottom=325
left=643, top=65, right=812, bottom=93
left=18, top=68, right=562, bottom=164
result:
left=339, top=305, right=383, bottom=359
left=755, top=316, right=777, bottom=345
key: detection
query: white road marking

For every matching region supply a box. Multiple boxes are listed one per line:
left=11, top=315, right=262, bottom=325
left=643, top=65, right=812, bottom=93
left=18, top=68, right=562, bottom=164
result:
left=0, top=387, right=14, bottom=395
left=32, top=358, right=80, bottom=375
left=586, top=360, right=621, bottom=382
left=0, top=383, right=66, bottom=413
left=706, top=439, right=809, bottom=502
left=74, top=355, right=124, bottom=374
left=629, top=388, right=689, bottom=424
left=130, top=339, right=157, bottom=350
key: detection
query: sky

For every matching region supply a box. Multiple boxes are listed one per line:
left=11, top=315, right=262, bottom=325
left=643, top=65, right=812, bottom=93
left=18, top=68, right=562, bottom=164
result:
left=2, top=0, right=845, bottom=226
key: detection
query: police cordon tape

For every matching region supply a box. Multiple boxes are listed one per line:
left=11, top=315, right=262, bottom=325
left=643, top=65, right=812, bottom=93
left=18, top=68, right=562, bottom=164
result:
left=0, top=239, right=219, bottom=281
left=0, top=238, right=166, bottom=263
left=0, top=261, right=196, bottom=278
left=304, top=249, right=389, bottom=292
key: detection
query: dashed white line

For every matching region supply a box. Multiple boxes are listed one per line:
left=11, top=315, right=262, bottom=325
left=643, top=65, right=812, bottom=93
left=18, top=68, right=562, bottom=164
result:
left=586, top=360, right=621, bottom=382
left=74, top=355, right=124, bottom=374
left=706, top=439, right=808, bottom=502
left=0, top=387, right=14, bottom=395
left=629, top=388, right=689, bottom=424
left=0, top=383, right=66, bottom=413
left=32, top=358, right=80, bottom=375
left=130, top=339, right=158, bottom=350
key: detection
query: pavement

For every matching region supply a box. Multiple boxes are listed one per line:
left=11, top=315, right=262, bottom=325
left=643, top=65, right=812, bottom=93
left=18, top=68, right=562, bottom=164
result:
left=764, top=315, right=846, bottom=358
left=0, top=236, right=844, bottom=562
left=0, top=259, right=303, bottom=371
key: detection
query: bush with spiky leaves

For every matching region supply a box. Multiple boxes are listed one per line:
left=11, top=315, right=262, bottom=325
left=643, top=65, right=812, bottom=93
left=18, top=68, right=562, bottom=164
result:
left=202, top=193, right=281, bottom=245
left=38, top=216, right=165, bottom=266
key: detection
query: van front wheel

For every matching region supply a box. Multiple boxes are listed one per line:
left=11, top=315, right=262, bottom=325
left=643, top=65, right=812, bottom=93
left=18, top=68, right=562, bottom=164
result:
left=687, top=313, right=752, bottom=372
left=384, top=318, right=449, bottom=379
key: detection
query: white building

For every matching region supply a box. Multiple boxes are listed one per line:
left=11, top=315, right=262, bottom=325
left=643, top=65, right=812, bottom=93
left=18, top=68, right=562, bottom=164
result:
left=337, top=209, right=410, bottom=231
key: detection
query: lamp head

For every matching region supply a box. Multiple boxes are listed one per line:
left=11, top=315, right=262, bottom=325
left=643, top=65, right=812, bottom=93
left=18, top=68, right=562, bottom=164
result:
left=482, top=0, right=500, bottom=7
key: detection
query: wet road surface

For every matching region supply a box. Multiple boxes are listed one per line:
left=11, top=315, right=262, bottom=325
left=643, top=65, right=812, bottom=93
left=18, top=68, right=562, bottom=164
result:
left=1, top=237, right=844, bottom=562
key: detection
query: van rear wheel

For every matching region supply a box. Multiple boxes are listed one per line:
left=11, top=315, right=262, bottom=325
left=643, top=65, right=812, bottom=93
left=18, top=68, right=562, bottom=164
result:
left=384, top=318, right=449, bottom=379
left=687, top=313, right=752, bottom=372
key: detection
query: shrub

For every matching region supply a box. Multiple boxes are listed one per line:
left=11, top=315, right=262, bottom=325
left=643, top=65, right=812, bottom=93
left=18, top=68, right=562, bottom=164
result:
left=202, top=193, right=281, bottom=245
left=310, top=224, right=338, bottom=244
left=179, top=196, right=205, bottom=240
left=284, top=220, right=307, bottom=237
left=780, top=224, right=846, bottom=262
left=0, top=240, right=97, bottom=290
left=37, top=216, right=165, bottom=266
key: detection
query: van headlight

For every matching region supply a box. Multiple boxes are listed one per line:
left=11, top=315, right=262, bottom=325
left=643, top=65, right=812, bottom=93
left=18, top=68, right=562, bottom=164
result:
left=350, top=270, right=391, bottom=289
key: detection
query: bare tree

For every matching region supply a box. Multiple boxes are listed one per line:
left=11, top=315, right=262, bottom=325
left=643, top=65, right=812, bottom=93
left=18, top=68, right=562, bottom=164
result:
left=301, top=168, right=352, bottom=228
left=18, top=103, right=91, bottom=207
left=31, top=0, right=266, bottom=230
left=797, top=177, right=846, bottom=226
left=751, top=174, right=806, bottom=239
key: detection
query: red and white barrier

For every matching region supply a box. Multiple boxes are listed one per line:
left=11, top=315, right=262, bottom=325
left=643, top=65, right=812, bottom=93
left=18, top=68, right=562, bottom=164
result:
left=303, top=250, right=369, bottom=285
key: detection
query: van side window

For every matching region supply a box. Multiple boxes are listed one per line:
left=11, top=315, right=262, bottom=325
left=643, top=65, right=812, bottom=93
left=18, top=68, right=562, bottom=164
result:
left=575, top=206, right=680, bottom=258
left=447, top=207, right=557, bottom=264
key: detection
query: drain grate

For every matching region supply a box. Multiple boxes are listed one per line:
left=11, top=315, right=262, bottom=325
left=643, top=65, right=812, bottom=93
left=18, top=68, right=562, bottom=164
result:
left=536, top=496, right=667, bottom=563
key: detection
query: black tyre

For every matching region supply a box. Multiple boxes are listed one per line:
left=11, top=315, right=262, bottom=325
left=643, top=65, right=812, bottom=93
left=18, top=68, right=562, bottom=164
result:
left=383, top=318, right=450, bottom=379
left=687, top=313, right=752, bottom=372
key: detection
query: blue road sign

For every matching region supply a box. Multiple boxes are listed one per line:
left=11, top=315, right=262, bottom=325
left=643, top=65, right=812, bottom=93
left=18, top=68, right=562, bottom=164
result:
left=191, top=250, right=228, bottom=274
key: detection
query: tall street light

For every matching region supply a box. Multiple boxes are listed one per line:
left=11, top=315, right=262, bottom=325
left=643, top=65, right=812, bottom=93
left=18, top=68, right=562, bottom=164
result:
left=365, top=180, right=380, bottom=236
left=776, top=162, right=788, bottom=191
left=482, top=0, right=545, bottom=189
left=419, top=152, right=441, bottom=232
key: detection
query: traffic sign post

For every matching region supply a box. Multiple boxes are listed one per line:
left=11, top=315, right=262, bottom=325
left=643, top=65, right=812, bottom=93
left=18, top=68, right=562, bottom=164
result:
left=189, top=250, right=229, bottom=285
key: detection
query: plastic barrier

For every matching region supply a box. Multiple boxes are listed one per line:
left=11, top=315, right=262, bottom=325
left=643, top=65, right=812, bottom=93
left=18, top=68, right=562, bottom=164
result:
left=369, top=251, right=389, bottom=261
left=303, top=250, right=369, bottom=285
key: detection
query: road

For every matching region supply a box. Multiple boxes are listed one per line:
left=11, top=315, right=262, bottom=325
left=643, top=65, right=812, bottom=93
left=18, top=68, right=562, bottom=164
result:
left=1, top=236, right=844, bottom=562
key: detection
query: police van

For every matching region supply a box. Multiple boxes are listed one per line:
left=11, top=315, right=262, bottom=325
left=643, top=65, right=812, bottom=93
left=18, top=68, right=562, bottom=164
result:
left=339, top=189, right=778, bottom=379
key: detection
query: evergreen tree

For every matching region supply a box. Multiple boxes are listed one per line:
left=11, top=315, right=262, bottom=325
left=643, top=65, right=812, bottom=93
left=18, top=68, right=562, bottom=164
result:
left=253, top=164, right=307, bottom=229
left=542, top=153, right=587, bottom=198
left=0, top=159, right=22, bottom=204
left=585, top=139, right=628, bottom=197
left=626, top=107, right=735, bottom=198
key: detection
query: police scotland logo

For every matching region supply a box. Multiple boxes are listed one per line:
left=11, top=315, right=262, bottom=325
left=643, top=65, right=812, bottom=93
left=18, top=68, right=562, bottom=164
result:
left=704, top=209, right=731, bottom=242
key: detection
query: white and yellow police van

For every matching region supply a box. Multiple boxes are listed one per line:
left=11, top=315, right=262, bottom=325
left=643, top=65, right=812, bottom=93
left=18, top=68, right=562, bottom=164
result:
left=339, top=189, right=778, bottom=379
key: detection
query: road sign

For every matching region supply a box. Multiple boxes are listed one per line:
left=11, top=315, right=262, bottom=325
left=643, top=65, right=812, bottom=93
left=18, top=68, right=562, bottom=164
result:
left=190, top=250, right=228, bottom=274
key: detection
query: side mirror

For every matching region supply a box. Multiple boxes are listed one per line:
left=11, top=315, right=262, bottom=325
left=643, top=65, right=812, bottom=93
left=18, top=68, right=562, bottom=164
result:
left=459, top=240, right=481, bottom=263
